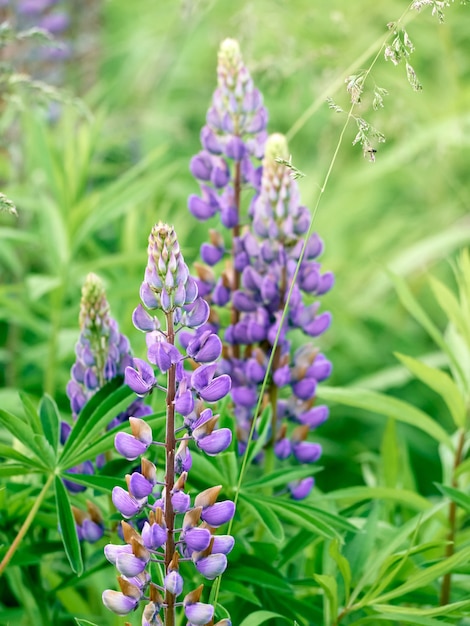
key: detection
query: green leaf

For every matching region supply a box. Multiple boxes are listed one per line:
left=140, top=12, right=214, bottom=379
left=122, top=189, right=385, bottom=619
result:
left=74, top=620, right=99, bottom=626
left=0, top=443, right=41, bottom=467
left=430, top=275, right=470, bottom=348
left=59, top=472, right=126, bottom=493
left=0, top=409, right=51, bottom=468
left=59, top=377, right=134, bottom=466
left=329, top=539, right=352, bottom=604
left=243, top=465, right=322, bottom=490
left=219, top=580, right=261, bottom=607
left=317, top=386, right=452, bottom=448
left=0, top=464, right=42, bottom=477
left=372, top=545, right=470, bottom=604
left=239, top=611, right=290, bottom=626
left=65, top=412, right=165, bottom=468
left=314, top=574, right=338, bottom=622
left=38, top=393, right=60, bottom=454
left=239, top=492, right=285, bottom=542
left=396, top=353, right=466, bottom=428
left=252, top=495, right=342, bottom=539
left=19, top=391, right=42, bottom=433
left=372, top=599, right=470, bottom=617
left=324, top=486, right=433, bottom=511
left=389, top=271, right=466, bottom=388
left=54, top=475, right=83, bottom=576
left=435, top=483, right=470, bottom=513
left=350, top=614, right=450, bottom=626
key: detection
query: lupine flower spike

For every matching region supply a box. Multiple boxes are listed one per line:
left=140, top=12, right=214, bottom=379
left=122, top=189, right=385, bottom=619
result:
left=103, top=223, right=234, bottom=625
left=64, top=273, right=151, bottom=537
left=188, top=38, right=268, bottom=359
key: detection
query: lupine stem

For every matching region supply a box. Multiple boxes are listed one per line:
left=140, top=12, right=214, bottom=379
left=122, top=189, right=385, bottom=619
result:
left=0, top=473, right=54, bottom=576
left=231, top=160, right=242, bottom=359
left=164, top=311, right=177, bottom=626
left=439, top=427, right=466, bottom=606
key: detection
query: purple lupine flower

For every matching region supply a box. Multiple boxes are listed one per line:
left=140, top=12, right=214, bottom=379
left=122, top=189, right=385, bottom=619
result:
left=215, top=133, right=333, bottom=498
left=103, top=224, right=235, bottom=625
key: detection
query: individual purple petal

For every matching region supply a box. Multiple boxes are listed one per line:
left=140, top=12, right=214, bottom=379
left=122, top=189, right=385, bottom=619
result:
left=188, top=195, right=218, bottom=220
left=199, top=374, right=231, bottom=402
left=115, top=432, right=149, bottom=461
left=289, top=476, right=314, bottom=500
left=304, top=312, right=332, bottom=337
left=185, top=297, right=210, bottom=328
left=132, top=304, right=159, bottom=332
left=183, top=527, right=212, bottom=552
left=232, top=290, right=258, bottom=312
left=211, top=535, right=235, bottom=554
left=112, top=487, right=145, bottom=518
left=200, top=126, right=223, bottom=154
left=102, top=590, right=139, bottom=615
left=224, top=136, right=245, bottom=161
left=293, top=441, right=322, bottom=464
left=308, top=355, right=332, bottom=381
left=129, top=472, right=154, bottom=499
left=125, top=360, right=156, bottom=396
left=147, top=341, right=181, bottom=373
left=272, top=365, right=291, bottom=387
left=194, top=553, right=227, bottom=579
left=196, top=428, right=232, bottom=456
left=231, top=386, right=257, bottom=408
left=81, top=519, right=104, bottom=543
left=39, top=12, right=69, bottom=34
left=187, top=332, right=222, bottom=363
left=116, top=552, right=148, bottom=577
left=184, top=602, right=214, bottom=626
left=141, top=521, right=166, bottom=550
left=200, top=243, right=224, bottom=266
left=316, top=271, right=335, bottom=295
left=172, top=491, right=191, bottom=513
left=190, top=152, right=212, bottom=181
left=164, top=570, right=184, bottom=596
left=274, top=438, right=292, bottom=460
left=292, top=378, right=317, bottom=401
left=298, top=405, right=329, bottom=428
left=175, top=389, right=195, bottom=416
left=192, top=363, right=217, bottom=391
left=201, top=500, right=235, bottom=527
left=104, top=543, right=133, bottom=565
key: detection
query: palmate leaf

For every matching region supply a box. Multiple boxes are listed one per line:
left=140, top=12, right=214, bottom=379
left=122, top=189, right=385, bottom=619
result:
left=54, top=475, right=83, bottom=576
left=317, top=386, right=452, bottom=448
left=395, top=353, right=466, bottom=428
left=0, top=409, right=53, bottom=469
left=59, top=377, right=134, bottom=466
left=64, top=411, right=165, bottom=468
left=0, top=443, right=41, bottom=467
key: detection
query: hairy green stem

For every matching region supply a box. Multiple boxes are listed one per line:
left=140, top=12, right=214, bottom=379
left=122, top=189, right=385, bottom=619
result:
left=164, top=312, right=176, bottom=626
left=0, top=473, right=54, bottom=576
left=439, top=428, right=466, bottom=606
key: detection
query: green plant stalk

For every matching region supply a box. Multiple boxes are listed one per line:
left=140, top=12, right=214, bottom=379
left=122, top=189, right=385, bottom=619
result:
left=439, top=427, right=466, bottom=605
left=164, top=311, right=176, bottom=626
left=0, top=472, right=54, bottom=576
